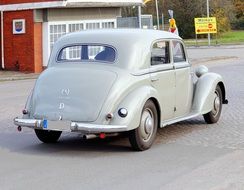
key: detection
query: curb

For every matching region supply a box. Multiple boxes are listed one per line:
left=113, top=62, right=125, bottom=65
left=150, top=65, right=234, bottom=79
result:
left=186, top=44, right=244, bottom=49
left=0, top=75, right=38, bottom=82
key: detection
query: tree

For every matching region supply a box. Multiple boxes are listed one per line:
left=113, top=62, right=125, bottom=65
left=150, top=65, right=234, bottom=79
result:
left=121, top=7, right=138, bottom=17
left=232, top=0, right=244, bottom=29
left=142, top=0, right=238, bottom=38
left=210, top=0, right=234, bottom=33
left=233, top=0, right=244, bottom=19
left=124, top=0, right=240, bottom=38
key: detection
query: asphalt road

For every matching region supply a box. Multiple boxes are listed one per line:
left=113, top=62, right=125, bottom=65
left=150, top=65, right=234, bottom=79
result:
left=0, top=45, right=244, bottom=190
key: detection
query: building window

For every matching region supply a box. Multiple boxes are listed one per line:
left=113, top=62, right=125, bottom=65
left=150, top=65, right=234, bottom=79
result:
left=102, top=22, right=115, bottom=28
left=86, top=22, right=100, bottom=29
left=49, top=24, right=66, bottom=51
left=69, top=23, right=84, bottom=33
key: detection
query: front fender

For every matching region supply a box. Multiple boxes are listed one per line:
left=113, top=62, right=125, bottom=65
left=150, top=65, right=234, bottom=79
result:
left=192, top=72, right=224, bottom=114
left=109, top=85, right=159, bottom=131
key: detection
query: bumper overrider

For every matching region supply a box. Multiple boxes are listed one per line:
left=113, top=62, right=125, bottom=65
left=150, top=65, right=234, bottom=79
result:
left=14, top=118, right=127, bottom=134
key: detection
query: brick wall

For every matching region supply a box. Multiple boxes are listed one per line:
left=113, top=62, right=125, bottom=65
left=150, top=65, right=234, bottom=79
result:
left=0, top=15, right=2, bottom=69
left=3, top=10, right=35, bottom=72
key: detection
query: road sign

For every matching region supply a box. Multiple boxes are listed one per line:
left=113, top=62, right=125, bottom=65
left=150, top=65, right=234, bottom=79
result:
left=194, top=17, right=217, bottom=34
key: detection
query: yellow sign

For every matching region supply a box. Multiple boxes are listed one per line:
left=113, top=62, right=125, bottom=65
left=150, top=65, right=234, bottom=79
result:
left=144, top=0, right=153, bottom=4
left=194, top=17, right=217, bottom=34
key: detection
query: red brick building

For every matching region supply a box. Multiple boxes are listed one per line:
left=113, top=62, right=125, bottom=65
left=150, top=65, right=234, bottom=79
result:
left=0, top=0, right=142, bottom=73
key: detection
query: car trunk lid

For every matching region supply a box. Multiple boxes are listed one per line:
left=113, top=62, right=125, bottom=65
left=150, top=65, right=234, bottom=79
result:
left=32, top=66, right=117, bottom=122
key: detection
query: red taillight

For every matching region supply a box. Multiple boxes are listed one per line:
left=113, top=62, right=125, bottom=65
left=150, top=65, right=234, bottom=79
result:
left=22, top=109, right=28, bottom=115
left=106, top=113, right=114, bottom=120
left=99, top=133, right=106, bottom=139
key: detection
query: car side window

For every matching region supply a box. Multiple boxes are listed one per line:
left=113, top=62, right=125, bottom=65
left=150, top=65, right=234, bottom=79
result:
left=151, top=41, right=170, bottom=66
left=172, top=41, right=186, bottom=63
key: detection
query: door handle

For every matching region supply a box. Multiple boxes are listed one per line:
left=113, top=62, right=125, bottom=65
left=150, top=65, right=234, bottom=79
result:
left=151, top=77, right=159, bottom=82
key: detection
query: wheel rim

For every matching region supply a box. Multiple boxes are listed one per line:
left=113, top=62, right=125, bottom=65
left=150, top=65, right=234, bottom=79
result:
left=212, top=90, right=221, bottom=117
left=138, top=108, right=154, bottom=142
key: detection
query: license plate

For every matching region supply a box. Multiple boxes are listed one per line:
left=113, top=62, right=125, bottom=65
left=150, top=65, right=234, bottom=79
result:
left=43, top=119, right=48, bottom=129
left=42, top=119, right=70, bottom=131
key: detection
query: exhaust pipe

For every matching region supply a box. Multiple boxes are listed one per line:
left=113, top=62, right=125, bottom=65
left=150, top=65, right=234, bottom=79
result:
left=82, top=134, right=97, bottom=140
left=82, top=133, right=119, bottom=140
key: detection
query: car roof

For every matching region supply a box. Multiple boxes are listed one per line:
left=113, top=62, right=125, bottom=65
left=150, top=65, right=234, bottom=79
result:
left=56, top=28, right=182, bottom=46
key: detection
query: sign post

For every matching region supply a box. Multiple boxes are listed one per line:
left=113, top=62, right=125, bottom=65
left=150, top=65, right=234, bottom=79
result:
left=207, top=0, right=210, bottom=46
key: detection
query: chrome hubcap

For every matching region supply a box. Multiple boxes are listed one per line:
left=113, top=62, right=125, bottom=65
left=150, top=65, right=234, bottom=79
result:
left=212, top=90, right=220, bottom=116
left=139, top=108, right=154, bottom=142
left=145, top=117, right=153, bottom=134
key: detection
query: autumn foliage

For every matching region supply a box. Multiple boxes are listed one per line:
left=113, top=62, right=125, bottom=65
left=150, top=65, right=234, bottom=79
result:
left=141, top=0, right=243, bottom=38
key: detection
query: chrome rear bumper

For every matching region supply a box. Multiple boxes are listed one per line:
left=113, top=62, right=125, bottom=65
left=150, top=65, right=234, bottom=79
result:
left=14, top=118, right=127, bottom=134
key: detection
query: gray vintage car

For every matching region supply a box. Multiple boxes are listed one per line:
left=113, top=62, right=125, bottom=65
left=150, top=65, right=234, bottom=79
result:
left=14, top=29, right=228, bottom=151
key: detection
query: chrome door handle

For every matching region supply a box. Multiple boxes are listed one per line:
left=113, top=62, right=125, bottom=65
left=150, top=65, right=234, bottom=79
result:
left=151, top=77, right=159, bottom=82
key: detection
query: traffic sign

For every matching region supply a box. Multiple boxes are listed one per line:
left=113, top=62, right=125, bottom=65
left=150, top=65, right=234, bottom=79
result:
left=194, top=17, right=217, bottom=34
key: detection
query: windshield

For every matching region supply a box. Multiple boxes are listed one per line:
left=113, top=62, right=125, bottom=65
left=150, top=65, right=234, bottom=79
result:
left=57, top=44, right=116, bottom=63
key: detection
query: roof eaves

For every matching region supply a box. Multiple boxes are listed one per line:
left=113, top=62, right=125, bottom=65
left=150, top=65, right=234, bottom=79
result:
left=0, top=1, right=66, bottom=11
left=0, top=0, right=143, bottom=11
left=66, top=0, right=143, bottom=7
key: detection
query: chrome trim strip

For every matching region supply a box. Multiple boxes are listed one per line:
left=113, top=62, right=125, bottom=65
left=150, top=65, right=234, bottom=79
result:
left=131, top=68, right=150, bottom=76
left=150, top=65, right=174, bottom=73
left=161, top=113, right=200, bottom=127
left=174, top=63, right=190, bottom=70
left=70, top=122, right=127, bottom=133
left=132, top=65, right=174, bottom=76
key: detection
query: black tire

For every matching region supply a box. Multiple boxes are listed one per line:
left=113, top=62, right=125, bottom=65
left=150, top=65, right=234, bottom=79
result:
left=129, top=100, right=158, bottom=151
left=35, top=129, right=62, bottom=143
left=203, top=85, right=223, bottom=124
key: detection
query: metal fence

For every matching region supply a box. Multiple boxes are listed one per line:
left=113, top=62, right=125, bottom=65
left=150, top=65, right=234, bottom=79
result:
left=117, top=17, right=139, bottom=28
left=117, top=15, right=153, bottom=29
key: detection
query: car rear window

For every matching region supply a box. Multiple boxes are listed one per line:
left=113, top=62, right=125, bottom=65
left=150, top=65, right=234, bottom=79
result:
left=57, top=44, right=116, bottom=63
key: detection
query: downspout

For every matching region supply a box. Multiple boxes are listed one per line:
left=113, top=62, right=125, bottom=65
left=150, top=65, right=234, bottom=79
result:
left=1, top=10, right=4, bottom=69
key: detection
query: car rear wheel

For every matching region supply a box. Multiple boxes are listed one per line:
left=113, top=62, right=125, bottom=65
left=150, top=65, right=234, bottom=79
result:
left=129, top=100, right=158, bottom=151
left=35, top=129, right=62, bottom=143
left=203, top=85, right=223, bottom=124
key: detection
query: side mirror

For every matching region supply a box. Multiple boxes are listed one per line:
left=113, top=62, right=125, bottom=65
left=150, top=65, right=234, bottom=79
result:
left=195, top=65, right=208, bottom=78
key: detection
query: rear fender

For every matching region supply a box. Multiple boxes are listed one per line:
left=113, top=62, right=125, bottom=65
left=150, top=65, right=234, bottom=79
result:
left=109, top=86, right=159, bottom=131
left=22, top=89, right=34, bottom=119
left=192, top=73, right=224, bottom=114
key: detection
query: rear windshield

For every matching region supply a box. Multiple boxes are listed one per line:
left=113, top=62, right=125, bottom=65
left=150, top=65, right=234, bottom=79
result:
left=57, top=44, right=116, bottom=63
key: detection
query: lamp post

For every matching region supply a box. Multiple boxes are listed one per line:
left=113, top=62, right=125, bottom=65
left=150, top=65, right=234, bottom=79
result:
left=155, top=0, right=160, bottom=29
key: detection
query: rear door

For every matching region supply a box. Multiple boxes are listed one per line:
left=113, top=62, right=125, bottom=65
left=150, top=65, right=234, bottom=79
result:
left=150, top=40, right=175, bottom=121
